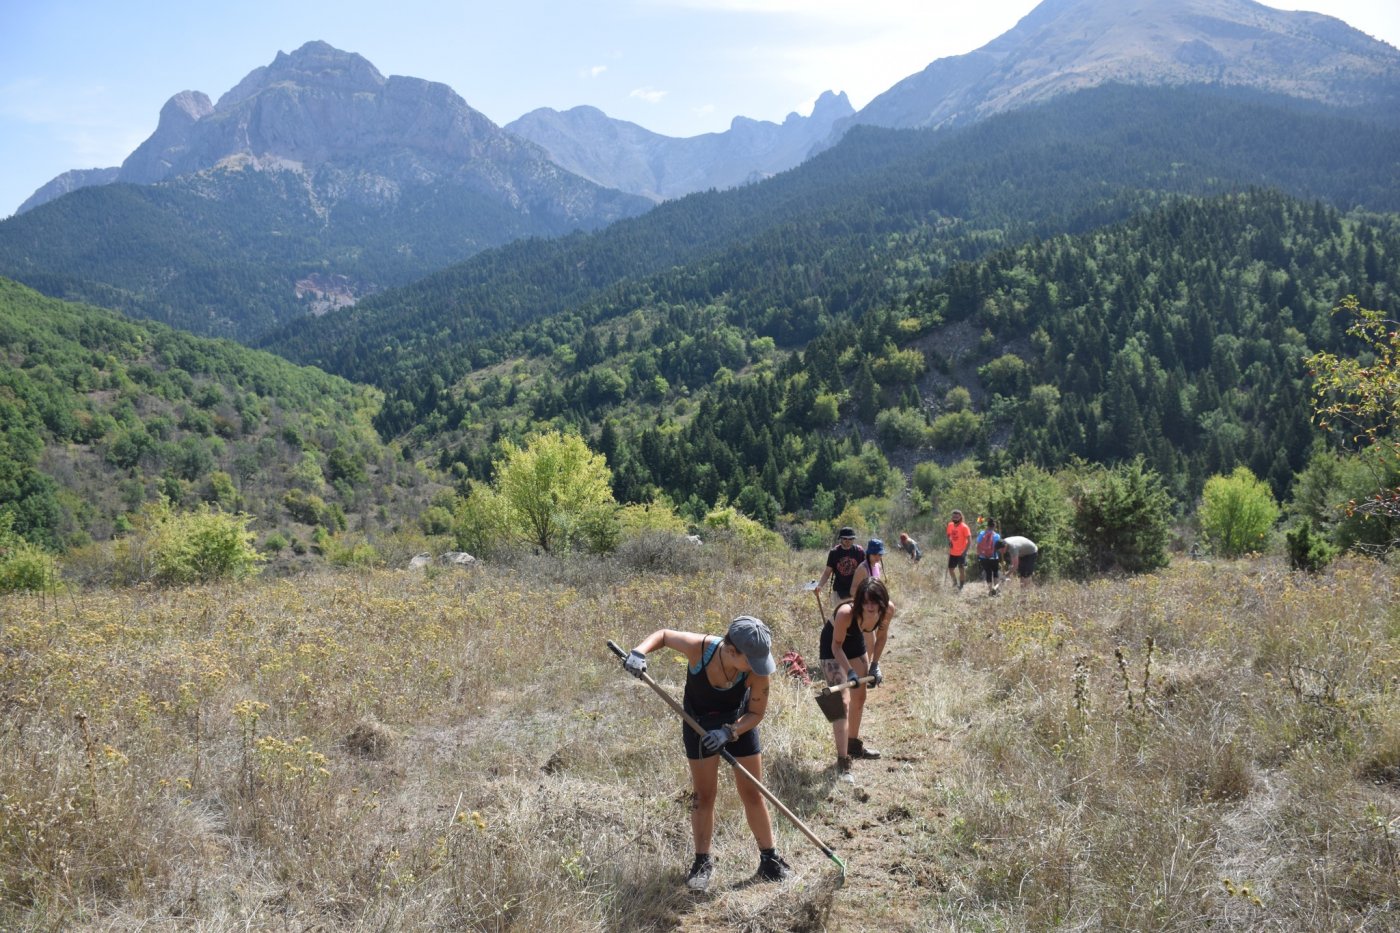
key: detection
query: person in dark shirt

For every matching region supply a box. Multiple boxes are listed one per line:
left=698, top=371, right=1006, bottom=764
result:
left=816, top=526, right=865, bottom=612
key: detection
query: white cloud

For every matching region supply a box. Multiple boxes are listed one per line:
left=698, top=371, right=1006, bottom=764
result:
left=692, top=103, right=716, bottom=117
left=582, top=65, right=608, bottom=78
left=630, top=87, right=668, bottom=104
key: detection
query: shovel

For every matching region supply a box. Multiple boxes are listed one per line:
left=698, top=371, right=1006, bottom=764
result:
left=607, top=639, right=847, bottom=881
left=814, top=675, right=875, bottom=723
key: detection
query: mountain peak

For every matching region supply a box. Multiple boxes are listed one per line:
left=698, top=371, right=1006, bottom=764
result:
left=855, top=0, right=1400, bottom=130
left=218, top=41, right=384, bottom=109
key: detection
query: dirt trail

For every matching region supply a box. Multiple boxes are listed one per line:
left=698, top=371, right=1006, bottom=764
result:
left=673, top=576, right=975, bottom=932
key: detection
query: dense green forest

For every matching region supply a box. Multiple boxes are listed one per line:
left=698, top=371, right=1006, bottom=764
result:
left=418, top=191, right=1397, bottom=539
left=0, top=278, right=430, bottom=555
left=267, top=84, right=1400, bottom=403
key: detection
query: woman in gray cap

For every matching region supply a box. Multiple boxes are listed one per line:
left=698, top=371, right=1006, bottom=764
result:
left=623, top=616, right=791, bottom=891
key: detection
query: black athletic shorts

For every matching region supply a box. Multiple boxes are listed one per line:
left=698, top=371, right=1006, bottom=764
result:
left=682, top=715, right=761, bottom=760
left=947, top=553, right=966, bottom=569
left=1017, top=552, right=1038, bottom=578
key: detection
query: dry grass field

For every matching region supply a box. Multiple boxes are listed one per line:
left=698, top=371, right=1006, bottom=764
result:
left=2, top=547, right=1397, bottom=931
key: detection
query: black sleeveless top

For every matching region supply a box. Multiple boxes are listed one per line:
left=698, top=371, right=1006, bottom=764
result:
left=819, top=608, right=884, bottom=660
left=683, top=637, right=749, bottom=719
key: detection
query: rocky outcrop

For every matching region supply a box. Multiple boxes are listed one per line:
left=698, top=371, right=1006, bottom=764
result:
left=506, top=90, right=855, bottom=201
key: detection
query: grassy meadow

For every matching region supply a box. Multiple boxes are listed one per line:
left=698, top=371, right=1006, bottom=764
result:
left=1, top=546, right=1397, bottom=931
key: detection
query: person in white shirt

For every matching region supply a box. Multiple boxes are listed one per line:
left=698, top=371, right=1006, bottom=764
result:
left=996, top=536, right=1039, bottom=587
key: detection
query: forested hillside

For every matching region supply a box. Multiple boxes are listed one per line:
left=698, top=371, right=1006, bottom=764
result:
left=0, top=162, right=647, bottom=343
left=267, top=84, right=1400, bottom=403
left=423, top=192, right=1397, bottom=536
left=0, top=278, right=428, bottom=554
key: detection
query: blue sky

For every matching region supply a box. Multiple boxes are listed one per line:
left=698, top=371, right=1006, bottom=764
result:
left=1, top=0, right=1397, bottom=218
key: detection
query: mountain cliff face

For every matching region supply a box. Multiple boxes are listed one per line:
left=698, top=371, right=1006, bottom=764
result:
left=17, top=41, right=648, bottom=228
left=506, top=90, right=854, bottom=201
left=850, top=0, right=1400, bottom=131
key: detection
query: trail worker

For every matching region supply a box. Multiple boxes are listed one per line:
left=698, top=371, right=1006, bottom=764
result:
left=622, top=617, right=792, bottom=891
left=849, top=537, right=885, bottom=597
left=820, top=578, right=895, bottom=782
left=945, top=510, right=971, bottom=590
left=815, top=526, right=865, bottom=613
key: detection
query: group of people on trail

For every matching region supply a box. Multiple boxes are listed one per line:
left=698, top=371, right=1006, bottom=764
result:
left=616, top=514, right=1039, bottom=893
left=944, top=510, right=1038, bottom=595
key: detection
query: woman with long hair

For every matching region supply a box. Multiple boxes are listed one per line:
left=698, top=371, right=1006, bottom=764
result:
left=818, top=577, right=896, bottom=782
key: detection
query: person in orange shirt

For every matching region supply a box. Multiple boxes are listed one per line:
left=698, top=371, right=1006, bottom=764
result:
left=945, top=509, right=971, bottom=590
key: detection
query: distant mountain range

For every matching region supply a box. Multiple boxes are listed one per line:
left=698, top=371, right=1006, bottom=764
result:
left=3, top=0, right=1399, bottom=344
left=505, top=91, right=854, bottom=201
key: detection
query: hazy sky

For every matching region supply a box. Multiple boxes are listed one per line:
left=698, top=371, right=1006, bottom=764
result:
left=1, top=0, right=1397, bottom=218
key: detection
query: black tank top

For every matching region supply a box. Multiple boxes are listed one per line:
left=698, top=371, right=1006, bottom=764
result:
left=683, top=637, right=749, bottom=718
left=819, top=609, right=884, bottom=660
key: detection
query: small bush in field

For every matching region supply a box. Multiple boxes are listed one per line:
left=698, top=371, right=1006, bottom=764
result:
left=116, top=499, right=263, bottom=585
left=1066, top=457, right=1173, bottom=576
left=1285, top=520, right=1339, bottom=573
left=1199, top=466, right=1280, bottom=558
left=0, top=512, right=59, bottom=593
left=701, top=505, right=784, bottom=551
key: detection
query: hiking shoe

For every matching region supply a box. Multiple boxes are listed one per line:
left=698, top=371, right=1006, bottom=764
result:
left=848, top=736, right=882, bottom=760
left=837, top=755, right=854, bottom=784
left=686, top=855, right=714, bottom=892
left=757, top=851, right=792, bottom=883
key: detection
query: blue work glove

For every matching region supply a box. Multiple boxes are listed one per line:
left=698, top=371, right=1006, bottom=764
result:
left=847, top=669, right=861, bottom=688
left=701, top=726, right=733, bottom=755
left=623, top=650, right=648, bottom=679
left=869, top=662, right=883, bottom=689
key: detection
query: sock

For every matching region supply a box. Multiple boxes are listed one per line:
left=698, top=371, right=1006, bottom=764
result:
left=760, top=848, right=776, bottom=859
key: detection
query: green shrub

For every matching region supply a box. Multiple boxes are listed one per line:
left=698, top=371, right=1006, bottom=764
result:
left=1284, top=520, right=1339, bottom=573
left=982, top=463, right=1074, bottom=579
left=0, top=512, right=60, bottom=594
left=116, top=500, right=264, bottom=585
left=1199, top=466, right=1280, bottom=558
left=701, top=506, right=784, bottom=552
left=617, top=501, right=689, bottom=539
left=876, top=407, right=933, bottom=448
left=1066, top=458, right=1173, bottom=576
left=929, top=410, right=980, bottom=450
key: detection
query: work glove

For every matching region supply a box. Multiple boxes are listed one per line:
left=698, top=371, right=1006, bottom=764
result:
left=847, top=669, right=861, bottom=688
left=869, top=662, right=883, bottom=689
left=623, top=649, right=648, bottom=679
left=701, top=726, right=733, bottom=755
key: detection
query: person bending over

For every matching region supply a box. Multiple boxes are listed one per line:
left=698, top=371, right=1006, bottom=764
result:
left=623, top=616, right=791, bottom=890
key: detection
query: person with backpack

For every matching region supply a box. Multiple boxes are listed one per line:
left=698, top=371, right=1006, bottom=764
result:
left=945, top=510, right=971, bottom=590
left=975, top=518, right=1002, bottom=595
left=819, top=578, right=896, bottom=782
left=621, top=617, right=792, bottom=891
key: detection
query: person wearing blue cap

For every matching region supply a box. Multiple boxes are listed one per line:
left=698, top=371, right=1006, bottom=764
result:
left=850, top=537, right=885, bottom=597
left=622, top=616, right=791, bottom=890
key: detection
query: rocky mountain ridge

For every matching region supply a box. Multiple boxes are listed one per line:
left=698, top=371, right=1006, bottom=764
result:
left=18, top=41, right=645, bottom=227
left=848, top=0, right=1400, bottom=132
left=505, top=90, right=854, bottom=202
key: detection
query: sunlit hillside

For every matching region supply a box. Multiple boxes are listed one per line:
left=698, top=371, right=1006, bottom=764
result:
left=2, top=547, right=1395, bottom=930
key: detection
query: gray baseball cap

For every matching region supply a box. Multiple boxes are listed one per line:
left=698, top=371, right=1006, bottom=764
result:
left=727, top=616, right=776, bottom=676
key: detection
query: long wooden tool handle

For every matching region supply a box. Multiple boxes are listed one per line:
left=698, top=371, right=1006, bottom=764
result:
left=819, top=675, right=875, bottom=696
left=607, top=640, right=845, bottom=873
